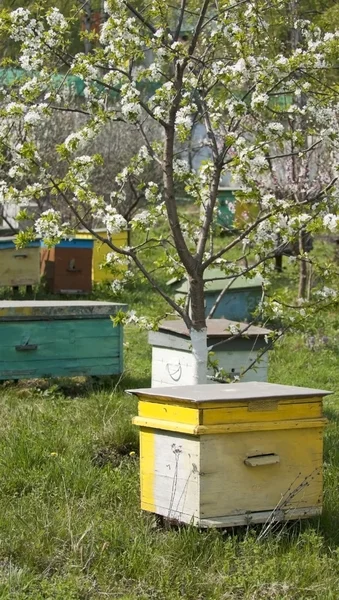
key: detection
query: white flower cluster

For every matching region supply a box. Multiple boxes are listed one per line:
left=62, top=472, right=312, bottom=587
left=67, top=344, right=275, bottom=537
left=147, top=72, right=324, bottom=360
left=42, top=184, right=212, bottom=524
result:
left=227, top=99, right=247, bottom=119
left=130, top=202, right=165, bottom=230
left=173, top=159, right=191, bottom=178
left=24, top=103, right=48, bottom=126
left=145, top=182, right=162, bottom=204
left=34, top=209, right=67, bottom=240
left=251, top=92, right=270, bottom=110
left=120, top=83, right=141, bottom=123
left=101, top=206, right=127, bottom=234
left=124, top=310, right=154, bottom=330
left=100, top=14, right=142, bottom=65
left=175, top=104, right=197, bottom=138
left=315, top=287, right=337, bottom=299
left=323, top=213, right=338, bottom=232
left=46, top=8, right=68, bottom=30
left=228, top=323, right=241, bottom=335
left=149, top=81, right=175, bottom=122
left=9, top=7, right=68, bottom=71
left=63, top=120, right=102, bottom=153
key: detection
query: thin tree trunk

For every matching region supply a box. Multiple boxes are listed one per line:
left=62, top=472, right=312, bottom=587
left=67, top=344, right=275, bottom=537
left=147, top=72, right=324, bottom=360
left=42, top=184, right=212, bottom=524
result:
left=298, top=230, right=308, bottom=299
left=82, top=0, right=92, bottom=54
left=189, top=277, right=208, bottom=384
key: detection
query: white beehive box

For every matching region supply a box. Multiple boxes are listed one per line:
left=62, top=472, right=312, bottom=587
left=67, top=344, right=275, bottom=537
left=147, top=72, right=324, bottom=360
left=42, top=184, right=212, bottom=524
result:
left=149, top=319, right=272, bottom=387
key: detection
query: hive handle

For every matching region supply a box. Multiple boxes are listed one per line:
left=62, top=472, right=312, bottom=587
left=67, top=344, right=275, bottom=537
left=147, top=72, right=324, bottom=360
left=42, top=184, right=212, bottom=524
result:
left=244, top=453, right=280, bottom=467
left=15, top=344, right=38, bottom=352
left=14, top=253, right=28, bottom=259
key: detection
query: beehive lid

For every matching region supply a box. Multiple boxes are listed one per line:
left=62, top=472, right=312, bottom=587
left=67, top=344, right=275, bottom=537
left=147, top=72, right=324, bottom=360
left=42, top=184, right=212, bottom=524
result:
left=127, top=382, right=332, bottom=404
left=40, top=238, right=93, bottom=248
left=0, top=300, right=127, bottom=320
left=0, top=237, right=40, bottom=248
left=171, top=269, right=263, bottom=294
left=158, top=319, right=271, bottom=339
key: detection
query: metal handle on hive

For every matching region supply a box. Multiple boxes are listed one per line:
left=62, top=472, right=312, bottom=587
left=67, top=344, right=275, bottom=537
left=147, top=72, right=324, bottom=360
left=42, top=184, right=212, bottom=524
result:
left=15, top=344, right=38, bottom=352
left=166, top=362, right=182, bottom=382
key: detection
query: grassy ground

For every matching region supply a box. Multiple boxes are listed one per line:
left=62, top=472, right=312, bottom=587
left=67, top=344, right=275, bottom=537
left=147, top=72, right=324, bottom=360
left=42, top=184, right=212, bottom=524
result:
left=0, top=240, right=339, bottom=598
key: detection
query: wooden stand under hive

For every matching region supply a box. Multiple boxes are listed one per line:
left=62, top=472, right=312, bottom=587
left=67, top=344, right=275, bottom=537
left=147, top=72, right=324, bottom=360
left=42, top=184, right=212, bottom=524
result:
left=149, top=319, right=272, bottom=386
left=0, top=300, right=126, bottom=380
left=0, top=237, right=40, bottom=291
left=40, top=239, right=93, bottom=294
left=129, top=382, right=331, bottom=527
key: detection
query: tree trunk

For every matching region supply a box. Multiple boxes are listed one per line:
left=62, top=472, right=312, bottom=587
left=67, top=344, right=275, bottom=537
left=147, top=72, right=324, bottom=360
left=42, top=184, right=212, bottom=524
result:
left=189, top=277, right=208, bottom=384
left=298, top=230, right=308, bottom=299
left=82, top=0, right=92, bottom=54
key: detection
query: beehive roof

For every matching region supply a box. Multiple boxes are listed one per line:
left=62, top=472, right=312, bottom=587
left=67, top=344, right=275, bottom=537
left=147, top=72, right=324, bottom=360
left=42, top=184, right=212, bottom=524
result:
left=0, top=301, right=127, bottom=320
left=127, top=381, right=332, bottom=404
left=158, top=319, right=271, bottom=338
left=171, top=269, right=263, bottom=294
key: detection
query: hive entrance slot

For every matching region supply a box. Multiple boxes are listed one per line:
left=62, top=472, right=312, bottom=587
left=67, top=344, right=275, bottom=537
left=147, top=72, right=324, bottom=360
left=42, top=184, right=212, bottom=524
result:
left=244, top=453, right=280, bottom=467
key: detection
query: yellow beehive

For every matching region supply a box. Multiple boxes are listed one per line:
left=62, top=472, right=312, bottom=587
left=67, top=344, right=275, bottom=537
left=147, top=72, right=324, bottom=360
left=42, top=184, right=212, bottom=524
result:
left=77, top=229, right=128, bottom=283
left=128, top=382, right=331, bottom=527
left=0, top=237, right=40, bottom=288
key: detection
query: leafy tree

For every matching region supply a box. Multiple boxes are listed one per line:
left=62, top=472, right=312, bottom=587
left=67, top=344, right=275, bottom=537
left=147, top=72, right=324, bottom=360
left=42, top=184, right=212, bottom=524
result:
left=0, top=0, right=339, bottom=383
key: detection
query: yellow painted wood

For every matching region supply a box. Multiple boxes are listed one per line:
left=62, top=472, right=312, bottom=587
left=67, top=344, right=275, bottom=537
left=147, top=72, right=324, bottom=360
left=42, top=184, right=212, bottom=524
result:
left=202, top=400, right=323, bottom=425
left=139, top=427, right=155, bottom=509
left=138, top=400, right=200, bottom=426
left=77, top=230, right=127, bottom=282
left=132, top=415, right=327, bottom=435
left=199, top=427, right=323, bottom=518
left=134, top=395, right=323, bottom=409
left=0, top=247, right=40, bottom=287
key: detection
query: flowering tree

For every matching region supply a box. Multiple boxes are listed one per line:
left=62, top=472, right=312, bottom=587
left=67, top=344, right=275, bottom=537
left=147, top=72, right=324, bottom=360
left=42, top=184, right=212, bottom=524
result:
left=0, top=102, right=162, bottom=235
left=0, top=1, right=338, bottom=383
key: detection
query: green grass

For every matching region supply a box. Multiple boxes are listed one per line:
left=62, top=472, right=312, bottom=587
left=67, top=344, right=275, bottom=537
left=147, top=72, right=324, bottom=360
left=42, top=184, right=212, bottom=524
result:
left=0, top=235, right=339, bottom=598
left=0, top=326, right=338, bottom=599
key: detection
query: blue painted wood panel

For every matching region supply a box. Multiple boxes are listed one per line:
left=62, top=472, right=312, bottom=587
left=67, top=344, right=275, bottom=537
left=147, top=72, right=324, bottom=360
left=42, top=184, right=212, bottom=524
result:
left=0, top=319, right=123, bottom=379
left=204, top=289, right=262, bottom=322
left=40, top=239, right=93, bottom=249
left=0, top=240, right=40, bottom=250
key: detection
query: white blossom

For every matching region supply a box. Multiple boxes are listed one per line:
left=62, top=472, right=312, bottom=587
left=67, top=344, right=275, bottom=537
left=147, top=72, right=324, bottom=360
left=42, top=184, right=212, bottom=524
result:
left=323, top=213, right=338, bottom=232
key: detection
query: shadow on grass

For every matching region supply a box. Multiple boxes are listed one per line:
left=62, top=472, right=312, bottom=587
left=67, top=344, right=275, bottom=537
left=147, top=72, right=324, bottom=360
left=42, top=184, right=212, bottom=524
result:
left=0, top=373, right=150, bottom=400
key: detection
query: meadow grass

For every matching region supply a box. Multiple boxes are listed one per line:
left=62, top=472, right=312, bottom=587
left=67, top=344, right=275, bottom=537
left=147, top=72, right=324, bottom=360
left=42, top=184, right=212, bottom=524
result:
left=0, top=239, right=339, bottom=598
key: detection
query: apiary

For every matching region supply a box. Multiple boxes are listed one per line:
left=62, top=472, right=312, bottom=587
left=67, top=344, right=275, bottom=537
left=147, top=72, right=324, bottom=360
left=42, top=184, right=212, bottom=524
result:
left=172, top=269, right=263, bottom=322
left=0, top=300, right=126, bottom=380
left=0, top=237, right=40, bottom=290
left=149, top=319, right=271, bottom=386
left=40, top=239, right=93, bottom=294
left=129, top=382, right=331, bottom=527
left=76, top=229, right=128, bottom=283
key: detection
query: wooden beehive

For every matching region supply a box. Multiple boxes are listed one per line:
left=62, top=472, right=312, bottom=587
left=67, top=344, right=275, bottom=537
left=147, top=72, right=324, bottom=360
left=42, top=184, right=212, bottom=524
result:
left=0, top=300, right=127, bottom=380
left=149, top=319, right=271, bottom=386
left=76, top=229, right=128, bottom=283
left=40, top=239, right=93, bottom=294
left=129, top=382, right=331, bottom=527
left=0, top=237, right=40, bottom=289
left=172, top=269, right=263, bottom=322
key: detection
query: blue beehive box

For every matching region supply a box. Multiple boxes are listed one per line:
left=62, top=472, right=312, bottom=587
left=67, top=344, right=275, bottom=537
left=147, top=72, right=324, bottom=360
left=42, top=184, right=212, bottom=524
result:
left=172, top=269, right=263, bottom=322
left=0, top=300, right=127, bottom=380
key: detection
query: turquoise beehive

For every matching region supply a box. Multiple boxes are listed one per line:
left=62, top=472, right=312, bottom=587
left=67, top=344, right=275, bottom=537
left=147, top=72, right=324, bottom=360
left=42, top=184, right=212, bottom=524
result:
left=173, top=269, right=263, bottom=322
